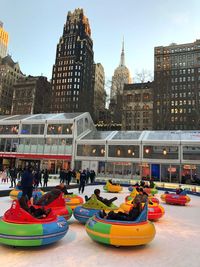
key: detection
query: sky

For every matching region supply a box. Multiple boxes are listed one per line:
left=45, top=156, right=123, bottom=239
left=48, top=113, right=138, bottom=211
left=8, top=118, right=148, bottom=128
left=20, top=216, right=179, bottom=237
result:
left=1, top=0, right=200, bottom=86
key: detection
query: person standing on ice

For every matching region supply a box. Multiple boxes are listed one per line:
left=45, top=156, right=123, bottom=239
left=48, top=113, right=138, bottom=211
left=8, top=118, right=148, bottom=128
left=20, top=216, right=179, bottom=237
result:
left=79, top=170, right=87, bottom=194
left=21, top=166, right=34, bottom=201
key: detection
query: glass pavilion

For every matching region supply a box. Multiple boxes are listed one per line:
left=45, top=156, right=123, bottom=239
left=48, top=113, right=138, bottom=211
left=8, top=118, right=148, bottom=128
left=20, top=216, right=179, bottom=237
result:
left=75, top=130, right=200, bottom=184
left=0, top=112, right=200, bottom=184
left=0, top=113, right=94, bottom=173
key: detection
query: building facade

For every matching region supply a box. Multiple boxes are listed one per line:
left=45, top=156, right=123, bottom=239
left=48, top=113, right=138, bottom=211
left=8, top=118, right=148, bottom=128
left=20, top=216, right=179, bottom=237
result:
left=0, top=112, right=94, bottom=173
left=109, top=40, right=132, bottom=126
left=154, top=39, right=200, bottom=130
left=93, top=63, right=106, bottom=122
left=122, top=82, right=153, bottom=130
left=11, top=76, right=51, bottom=115
left=0, top=22, right=9, bottom=59
left=51, top=8, right=94, bottom=117
left=0, top=55, right=23, bottom=115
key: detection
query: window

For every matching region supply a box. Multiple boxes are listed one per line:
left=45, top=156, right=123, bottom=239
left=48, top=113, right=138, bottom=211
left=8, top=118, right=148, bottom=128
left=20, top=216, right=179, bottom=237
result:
left=21, top=124, right=44, bottom=135
left=0, top=125, right=19, bottom=135
left=143, top=93, right=150, bottom=101
left=47, top=124, right=73, bottom=135
left=135, top=94, right=141, bottom=102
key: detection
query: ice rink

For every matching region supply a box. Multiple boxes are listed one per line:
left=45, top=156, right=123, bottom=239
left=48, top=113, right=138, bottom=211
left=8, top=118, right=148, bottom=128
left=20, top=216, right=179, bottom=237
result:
left=0, top=184, right=200, bottom=267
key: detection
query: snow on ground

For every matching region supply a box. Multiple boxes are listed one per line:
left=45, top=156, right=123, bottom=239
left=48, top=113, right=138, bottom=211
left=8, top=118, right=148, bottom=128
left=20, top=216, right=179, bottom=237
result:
left=0, top=185, right=200, bottom=267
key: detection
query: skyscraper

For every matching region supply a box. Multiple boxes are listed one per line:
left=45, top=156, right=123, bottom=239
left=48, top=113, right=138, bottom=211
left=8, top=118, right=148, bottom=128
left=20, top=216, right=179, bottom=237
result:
left=93, top=63, right=106, bottom=122
left=154, top=40, right=200, bottom=130
left=0, top=22, right=9, bottom=58
left=51, top=8, right=94, bottom=117
left=109, top=39, right=132, bottom=126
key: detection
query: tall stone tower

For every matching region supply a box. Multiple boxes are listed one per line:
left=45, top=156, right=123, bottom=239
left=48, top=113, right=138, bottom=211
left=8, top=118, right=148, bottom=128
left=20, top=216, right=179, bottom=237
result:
left=51, top=8, right=94, bottom=117
left=110, top=39, right=132, bottom=100
left=109, top=39, right=132, bottom=126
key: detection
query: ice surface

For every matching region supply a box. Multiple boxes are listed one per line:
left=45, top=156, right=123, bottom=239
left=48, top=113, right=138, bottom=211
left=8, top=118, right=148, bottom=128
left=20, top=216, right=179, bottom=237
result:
left=0, top=185, right=200, bottom=267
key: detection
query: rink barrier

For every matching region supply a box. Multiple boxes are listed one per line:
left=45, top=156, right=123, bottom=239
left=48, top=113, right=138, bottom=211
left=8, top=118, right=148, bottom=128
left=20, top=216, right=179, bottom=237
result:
left=93, top=181, right=200, bottom=197
left=1, top=182, right=200, bottom=197
left=0, top=184, right=80, bottom=197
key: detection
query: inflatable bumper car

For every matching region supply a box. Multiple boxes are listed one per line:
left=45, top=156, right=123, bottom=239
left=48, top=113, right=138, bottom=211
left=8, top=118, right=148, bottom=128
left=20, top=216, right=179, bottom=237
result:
left=34, top=193, right=72, bottom=220
left=74, top=194, right=118, bottom=224
left=86, top=203, right=156, bottom=247
left=161, top=191, right=190, bottom=205
left=0, top=200, right=68, bottom=247
left=64, top=194, right=84, bottom=210
left=103, top=181, right=122, bottom=193
left=9, top=188, right=44, bottom=201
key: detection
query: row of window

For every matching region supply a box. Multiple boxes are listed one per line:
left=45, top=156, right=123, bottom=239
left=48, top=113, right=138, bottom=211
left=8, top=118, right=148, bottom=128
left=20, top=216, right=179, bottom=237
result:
left=156, top=45, right=200, bottom=54
left=171, top=84, right=199, bottom=90
left=53, top=77, right=81, bottom=84
left=55, top=90, right=80, bottom=97
left=57, top=59, right=74, bottom=66
left=157, top=54, right=198, bottom=62
left=52, top=84, right=80, bottom=90
left=157, top=60, right=199, bottom=69
left=171, top=68, right=200, bottom=75
left=156, top=99, right=198, bottom=106
left=171, top=108, right=194, bottom=114
left=55, top=71, right=81, bottom=78
left=171, top=76, right=199, bottom=82
left=55, top=97, right=79, bottom=103
left=0, top=124, right=73, bottom=135
left=0, top=138, right=73, bottom=154
left=171, top=116, right=191, bottom=122
left=125, top=93, right=151, bottom=102
left=77, top=144, right=200, bottom=160
left=156, top=108, right=195, bottom=115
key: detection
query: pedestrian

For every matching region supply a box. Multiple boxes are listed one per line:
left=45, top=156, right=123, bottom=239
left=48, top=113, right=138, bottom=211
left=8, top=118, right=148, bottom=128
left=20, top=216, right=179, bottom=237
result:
left=90, top=170, right=96, bottom=183
left=1, top=169, right=8, bottom=183
left=76, top=170, right=81, bottom=184
left=72, top=169, right=76, bottom=182
left=38, top=169, right=42, bottom=186
left=9, top=166, right=17, bottom=188
left=43, top=169, right=49, bottom=187
left=86, top=168, right=90, bottom=184
left=59, top=169, right=65, bottom=183
left=66, top=169, right=72, bottom=185
left=33, top=169, right=40, bottom=188
left=6, top=167, right=10, bottom=183
left=21, top=166, right=34, bottom=201
left=79, top=170, right=86, bottom=194
left=17, top=168, right=23, bottom=181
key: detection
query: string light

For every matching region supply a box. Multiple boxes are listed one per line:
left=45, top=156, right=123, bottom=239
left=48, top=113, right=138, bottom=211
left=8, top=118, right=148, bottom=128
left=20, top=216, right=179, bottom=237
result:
left=117, top=149, right=121, bottom=156
left=163, top=148, right=167, bottom=155
left=100, top=148, right=105, bottom=155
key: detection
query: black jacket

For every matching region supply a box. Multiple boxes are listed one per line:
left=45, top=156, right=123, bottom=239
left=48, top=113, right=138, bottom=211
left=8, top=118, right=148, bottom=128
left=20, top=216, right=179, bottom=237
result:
left=21, top=170, right=34, bottom=187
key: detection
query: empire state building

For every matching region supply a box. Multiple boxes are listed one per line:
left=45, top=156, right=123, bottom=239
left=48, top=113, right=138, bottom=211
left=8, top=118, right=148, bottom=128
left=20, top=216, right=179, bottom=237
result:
left=109, top=40, right=132, bottom=126
left=110, top=40, right=132, bottom=100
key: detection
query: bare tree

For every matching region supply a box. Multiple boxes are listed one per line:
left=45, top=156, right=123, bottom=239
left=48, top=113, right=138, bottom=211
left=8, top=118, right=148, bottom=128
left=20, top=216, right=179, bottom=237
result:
left=134, top=69, right=153, bottom=83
